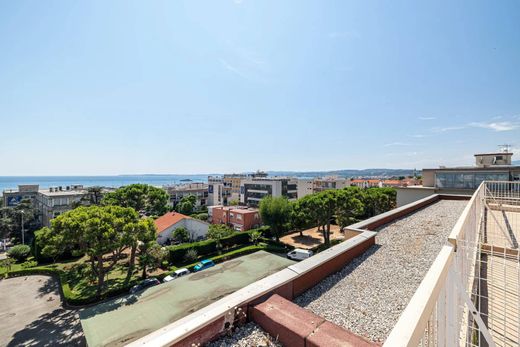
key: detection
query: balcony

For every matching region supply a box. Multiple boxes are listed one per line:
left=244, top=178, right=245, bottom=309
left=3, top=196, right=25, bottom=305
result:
left=385, top=181, right=520, bottom=347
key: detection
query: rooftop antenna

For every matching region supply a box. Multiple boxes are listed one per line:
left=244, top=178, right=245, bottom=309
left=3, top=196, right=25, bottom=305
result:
left=498, top=144, right=511, bottom=153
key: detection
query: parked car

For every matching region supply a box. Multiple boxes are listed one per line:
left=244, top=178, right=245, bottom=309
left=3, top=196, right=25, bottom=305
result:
left=287, top=249, right=313, bottom=261
left=130, top=278, right=160, bottom=294
left=163, top=268, right=190, bottom=282
left=193, top=259, right=215, bottom=272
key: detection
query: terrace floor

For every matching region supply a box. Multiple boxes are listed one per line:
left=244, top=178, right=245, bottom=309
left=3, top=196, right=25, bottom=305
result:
left=280, top=225, right=359, bottom=250
left=294, top=199, right=468, bottom=343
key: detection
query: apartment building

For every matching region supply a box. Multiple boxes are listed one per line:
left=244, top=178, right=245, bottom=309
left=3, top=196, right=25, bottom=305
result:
left=240, top=177, right=298, bottom=207
left=297, top=176, right=350, bottom=198
left=397, top=150, right=520, bottom=206
left=2, top=184, right=40, bottom=207
left=36, top=185, right=88, bottom=227
left=164, top=183, right=209, bottom=209
left=207, top=174, right=247, bottom=206
left=209, top=205, right=261, bottom=231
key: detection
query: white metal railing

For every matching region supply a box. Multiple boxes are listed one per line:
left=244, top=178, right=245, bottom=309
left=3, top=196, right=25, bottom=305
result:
left=385, top=181, right=520, bottom=347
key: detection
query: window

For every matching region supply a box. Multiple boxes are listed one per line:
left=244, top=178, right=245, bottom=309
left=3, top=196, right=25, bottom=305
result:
left=236, top=214, right=242, bottom=220
left=230, top=213, right=234, bottom=218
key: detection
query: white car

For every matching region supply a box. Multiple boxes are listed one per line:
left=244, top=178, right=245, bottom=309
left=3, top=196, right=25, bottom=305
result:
left=163, top=268, right=190, bottom=282
left=287, top=249, right=313, bottom=261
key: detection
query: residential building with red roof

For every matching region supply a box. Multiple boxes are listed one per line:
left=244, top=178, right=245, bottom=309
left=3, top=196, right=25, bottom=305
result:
left=154, top=211, right=210, bottom=245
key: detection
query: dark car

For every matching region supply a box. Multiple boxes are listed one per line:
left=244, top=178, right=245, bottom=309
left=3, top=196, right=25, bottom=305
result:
left=130, top=278, right=160, bottom=294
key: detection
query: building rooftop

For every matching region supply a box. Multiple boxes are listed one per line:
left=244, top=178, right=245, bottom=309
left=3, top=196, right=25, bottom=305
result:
left=38, top=189, right=87, bottom=197
left=79, top=251, right=294, bottom=347
left=294, top=199, right=468, bottom=342
left=154, top=212, right=190, bottom=233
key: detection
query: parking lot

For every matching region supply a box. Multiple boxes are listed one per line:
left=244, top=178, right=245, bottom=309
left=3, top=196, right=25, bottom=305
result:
left=0, top=275, right=85, bottom=347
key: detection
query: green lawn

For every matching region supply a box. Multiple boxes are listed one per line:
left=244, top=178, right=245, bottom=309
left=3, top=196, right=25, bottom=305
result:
left=0, top=242, right=288, bottom=305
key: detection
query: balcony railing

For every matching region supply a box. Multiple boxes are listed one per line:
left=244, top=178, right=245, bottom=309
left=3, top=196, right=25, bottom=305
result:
left=385, top=181, right=520, bottom=347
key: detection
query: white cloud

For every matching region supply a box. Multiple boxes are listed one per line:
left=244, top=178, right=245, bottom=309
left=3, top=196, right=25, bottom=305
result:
left=469, top=121, right=520, bottom=132
left=384, top=142, right=412, bottom=147
left=431, top=125, right=467, bottom=133
left=418, top=116, right=436, bottom=120
left=409, top=134, right=426, bottom=138
left=219, top=59, right=249, bottom=80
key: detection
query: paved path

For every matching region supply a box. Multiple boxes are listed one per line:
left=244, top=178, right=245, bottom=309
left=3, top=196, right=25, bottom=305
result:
left=0, top=275, right=85, bottom=347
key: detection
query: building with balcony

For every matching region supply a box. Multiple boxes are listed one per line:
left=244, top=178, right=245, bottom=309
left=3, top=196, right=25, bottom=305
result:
left=36, top=185, right=88, bottom=227
left=164, top=183, right=209, bottom=209
left=207, top=174, right=247, bottom=206
left=209, top=205, right=261, bottom=231
left=297, top=176, right=350, bottom=198
left=240, top=177, right=298, bottom=207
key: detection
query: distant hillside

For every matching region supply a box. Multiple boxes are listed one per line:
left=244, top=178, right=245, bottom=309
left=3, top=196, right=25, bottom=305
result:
left=267, top=168, right=416, bottom=178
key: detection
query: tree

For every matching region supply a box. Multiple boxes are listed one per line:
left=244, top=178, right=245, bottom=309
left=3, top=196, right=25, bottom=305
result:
left=335, top=189, right=364, bottom=229
left=249, top=230, right=262, bottom=245
left=102, top=184, right=169, bottom=216
left=259, top=196, right=292, bottom=242
left=192, top=213, right=209, bottom=221
left=123, top=218, right=157, bottom=284
left=0, top=208, right=15, bottom=240
left=176, top=195, right=197, bottom=215
left=207, top=224, right=234, bottom=254
left=36, top=205, right=141, bottom=297
left=290, top=199, right=314, bottom=237
left=34, top=227, right=64, bottom=262
left=361, top=188, right=396, bottom=218
left=0, top=199, right=38, bottom=243
left=308, top=190, right=339, bottom=246
left=228, top=199, right=240, bottom=206
left=172, top=227, right=190, bottom=243
left=138, top=242, right=166, bottom=279
left=81, top=186, right=104, bottom=206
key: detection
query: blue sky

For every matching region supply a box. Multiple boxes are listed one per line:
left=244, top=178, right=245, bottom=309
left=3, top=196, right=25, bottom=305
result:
left=0, top=1, right=519, bottom=175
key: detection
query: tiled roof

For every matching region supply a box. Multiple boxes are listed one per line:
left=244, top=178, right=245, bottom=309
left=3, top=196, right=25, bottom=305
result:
left=154, top=212, right=190, bottom=233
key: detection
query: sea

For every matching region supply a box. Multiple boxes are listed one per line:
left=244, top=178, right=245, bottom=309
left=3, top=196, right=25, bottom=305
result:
left=0, top=175, right=212, bottom=192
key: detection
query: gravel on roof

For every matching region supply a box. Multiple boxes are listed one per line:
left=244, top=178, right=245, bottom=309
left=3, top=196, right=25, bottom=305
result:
left=208, top=322, right=282, bottom=347
left=293, top=199, right=468, bottom=343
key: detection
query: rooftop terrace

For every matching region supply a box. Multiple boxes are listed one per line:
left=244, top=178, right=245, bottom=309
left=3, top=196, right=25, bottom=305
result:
left=294, top=199, right=468, bottom=342
left=386, top=181, right=520, bottom=347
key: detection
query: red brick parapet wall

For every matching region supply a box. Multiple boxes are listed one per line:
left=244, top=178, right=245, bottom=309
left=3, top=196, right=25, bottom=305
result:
left=127, top=194, right=471, bottom=347
left=252, top=294, right=380, bottom=347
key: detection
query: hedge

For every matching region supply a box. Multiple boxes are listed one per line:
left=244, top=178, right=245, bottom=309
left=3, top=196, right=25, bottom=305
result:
left=168, top=239, right=217, bottom=263
left=168, top=227, right=272, bottom=263
left=5, top=266, right=141, bottom=306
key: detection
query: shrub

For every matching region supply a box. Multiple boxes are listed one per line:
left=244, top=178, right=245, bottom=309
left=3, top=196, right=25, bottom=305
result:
left=183, top=248, right=198, bottom=263
left=7, top=244, right=32, bottom=262
left=168, top=239, right=217, bottom=263
left=172, top=227, right=190, bottom=243
left=21, top=260, right=38, bottom=269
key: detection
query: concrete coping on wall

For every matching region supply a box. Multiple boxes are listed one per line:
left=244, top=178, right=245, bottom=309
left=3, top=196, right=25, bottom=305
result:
left=127, top=193, right=470, bottom=347
left=288, top=231, right=376, bottom=275
left=127, top=267, right=300, bottom=346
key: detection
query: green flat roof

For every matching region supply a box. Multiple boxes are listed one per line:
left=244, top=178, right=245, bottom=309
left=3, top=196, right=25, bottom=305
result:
left=80, top=251, right=294, bottom=347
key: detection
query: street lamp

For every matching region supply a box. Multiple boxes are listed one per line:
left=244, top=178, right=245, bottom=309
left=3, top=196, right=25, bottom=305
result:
left=20, top=210, right=25, bottom=245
